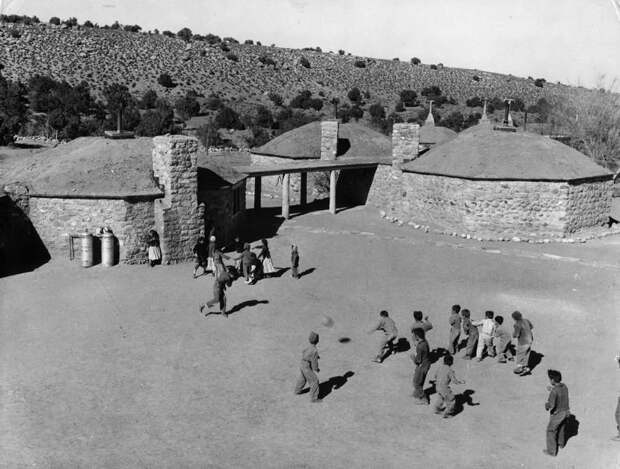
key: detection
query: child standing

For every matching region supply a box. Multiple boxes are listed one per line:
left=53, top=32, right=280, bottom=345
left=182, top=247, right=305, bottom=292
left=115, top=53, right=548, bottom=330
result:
left=543, top=369, right=570, bottom=456
left=461, top=309, right=478, bottom=360
left=291, top=245, right=300, bottom=279
left=410, top=310, right=433, bottom=338
left=192, top=236, right=209, bottom=278
left=206, top=235, right=217, bottom=276
left=448, top=305, right=461, bottom=355
left=294, top=331, right=321, bottom=403
left=472, top=310, right=496, bottom=361
left=411, top=327, right=431, bottom=405
left=512, top=311, right=534, bottom=376
left=493, top=315, right=513, bottom=363
left=432, top=354, right=465, bottom=418
left=146, top=230, right=161, bottom=267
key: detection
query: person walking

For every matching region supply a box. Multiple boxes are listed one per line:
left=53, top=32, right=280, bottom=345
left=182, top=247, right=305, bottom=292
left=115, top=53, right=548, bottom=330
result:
left=511, top=311, right=534, bottom=376
left=369, top=310, right=398, bottom=363
left=411, top=328, right=431, bottom=405
left=294, top=331, right=321, bottom=403
left=199, top=275, right=228, bottom=317
left=543, top=369, right=570, bottom=456
left=257, top=238, right=276, bottom=277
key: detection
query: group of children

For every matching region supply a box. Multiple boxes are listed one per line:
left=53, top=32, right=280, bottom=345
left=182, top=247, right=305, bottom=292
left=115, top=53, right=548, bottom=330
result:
left=192, top=233, right=302, bottom=316
left=448, top=305, right=534, bottom=375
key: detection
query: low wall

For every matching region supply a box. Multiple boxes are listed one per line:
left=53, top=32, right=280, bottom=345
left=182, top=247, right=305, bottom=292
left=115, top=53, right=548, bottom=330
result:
left=367, top=166, right=612, bottom=238
left=28, top=197, right=156, bottom=263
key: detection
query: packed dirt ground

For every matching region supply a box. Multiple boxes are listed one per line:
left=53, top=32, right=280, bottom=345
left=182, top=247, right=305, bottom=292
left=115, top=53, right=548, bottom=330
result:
left=1, top=205, right=619, bottom=468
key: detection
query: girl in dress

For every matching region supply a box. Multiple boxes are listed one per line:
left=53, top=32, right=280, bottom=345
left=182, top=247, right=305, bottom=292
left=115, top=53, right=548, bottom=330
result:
left=257, top=238, right=276, bottom=277
left=146, top=230, right=161, bottom=267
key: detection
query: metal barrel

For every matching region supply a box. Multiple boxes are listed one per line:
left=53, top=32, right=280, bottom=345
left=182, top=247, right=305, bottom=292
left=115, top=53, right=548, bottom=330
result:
left=81, top=232, right=94, bottom=267
left=101, top=232, right=115, bottom=267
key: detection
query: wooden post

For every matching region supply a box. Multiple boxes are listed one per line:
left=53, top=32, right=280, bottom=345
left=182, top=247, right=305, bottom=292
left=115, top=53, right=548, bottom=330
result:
left=282, top=173, right=290, bottom=219
left=254, top=176, right=261, bottom=210
left=329, top=170, right=336, bottom=214
left=300, top=172, right=307, bottom=207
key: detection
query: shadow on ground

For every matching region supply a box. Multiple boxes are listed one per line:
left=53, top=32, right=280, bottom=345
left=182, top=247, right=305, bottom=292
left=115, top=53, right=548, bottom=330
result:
left=319, top=371, right=355, bottom=399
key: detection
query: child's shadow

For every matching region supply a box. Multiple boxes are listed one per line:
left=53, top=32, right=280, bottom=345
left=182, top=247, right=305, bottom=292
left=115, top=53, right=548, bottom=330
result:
left=562, top=413, right=580, bottom=447
left=393, top=337, right=411, bottom=353
left=298, top=267, right=316, bottom=278
left=226, top=299, right=269, bottom=315
left=318, top=371, right=354, bottom=399
left=453, top=389, right=479, bottom=416
left=528, top=350, right=544, bottom=372
left=429, top=347, right=449, bottom=364
left=270, top=267, right=290, bottom=278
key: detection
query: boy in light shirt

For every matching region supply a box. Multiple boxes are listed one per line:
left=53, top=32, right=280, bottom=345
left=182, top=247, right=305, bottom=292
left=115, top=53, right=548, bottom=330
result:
left=472, top=310, right=496, bottom=362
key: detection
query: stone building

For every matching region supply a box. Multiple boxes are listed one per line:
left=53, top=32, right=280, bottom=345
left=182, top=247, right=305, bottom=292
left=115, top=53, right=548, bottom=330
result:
left=1, top=135, right=244, bottom=264
left=249, top=121, right=392, bottom=204
left=368, top=121, right=614, bottom=240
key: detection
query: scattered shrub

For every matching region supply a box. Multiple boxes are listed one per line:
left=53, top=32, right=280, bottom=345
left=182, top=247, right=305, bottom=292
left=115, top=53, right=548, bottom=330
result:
left=177, top=27, right=193, bottom=42
left=215, top=106, right=243, bottom=129
left=299, top=56, right=311, bottom=68
left=430, top=64, right=438, bottom=70
left=220, top=43, right=230, bottom=52
left=157, top=73, right=176, bottom=88
left=338, top=49, right=345, bottom=55
left=226, top=53, right=239, bottom=62
left=268, top=92, right=283, bottom=106
left=399, top=89, right=418, bottom=107
left=411, top=57, right=421, bottom=65
left=466, top=96, right=483, bottom=107
left=49, top=17, right=60, bottom=25
left=353, top=60, right=366, bottom=68
left=347, top=87, right=362, bottom=104
left=394, top=101, right=405, bottom=112
left=205, top=33, right=221, bottom=44
left=174, top=92, right=200, bottom=121
left=472, top=75, right=480, bottom=82
left=350, top=105, right=364, bottom=121
left=83, top=20, right=94, bottom=28
left=162, top=30, right=175, bottom=38
left=534, top=78, right=546, bottom=88
left=258, top=55, right=276, bottom=67
left=244, top=39, right=254, bottom=45
left=140, top=89, right=158, bottom=109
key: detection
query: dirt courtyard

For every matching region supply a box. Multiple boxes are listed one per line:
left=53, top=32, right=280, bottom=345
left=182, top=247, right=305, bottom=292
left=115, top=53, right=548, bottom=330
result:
left=1, top=205, right=619, bottom=468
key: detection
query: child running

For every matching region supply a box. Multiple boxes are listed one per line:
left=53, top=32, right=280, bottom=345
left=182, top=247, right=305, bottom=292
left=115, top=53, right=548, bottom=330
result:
left=369, top=310, right=398, bottom=363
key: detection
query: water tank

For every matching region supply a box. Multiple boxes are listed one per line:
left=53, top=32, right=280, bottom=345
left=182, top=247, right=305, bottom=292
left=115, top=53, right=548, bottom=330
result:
left=81, top=232, right=94, bottom=267
left=101, top=232, right=115, bottom=266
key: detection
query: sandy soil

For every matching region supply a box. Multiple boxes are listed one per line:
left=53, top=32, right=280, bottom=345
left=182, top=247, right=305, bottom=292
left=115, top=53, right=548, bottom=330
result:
left=1, top=206, right=619, bottom=468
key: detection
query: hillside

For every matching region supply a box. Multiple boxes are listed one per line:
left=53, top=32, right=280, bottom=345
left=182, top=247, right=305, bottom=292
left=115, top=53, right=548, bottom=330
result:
left=0, top=22, right=578, bottom=109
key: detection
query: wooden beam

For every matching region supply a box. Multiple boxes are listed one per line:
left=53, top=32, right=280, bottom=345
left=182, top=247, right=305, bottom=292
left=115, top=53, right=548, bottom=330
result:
left=329, top=170, right=336, bottom=214
left=282, top=173, right=290, bottom=219
left=254, top=176, right=261, bottom=210
left=300, top=172, right=307, bottom=207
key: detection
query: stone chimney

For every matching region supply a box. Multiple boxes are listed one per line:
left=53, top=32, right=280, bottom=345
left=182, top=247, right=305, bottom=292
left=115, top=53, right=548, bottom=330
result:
left=321, top=120, right=339, bottom=160
left=392, top=123, right=420, bottom=168
left=152, top=135, right=201, bottom=263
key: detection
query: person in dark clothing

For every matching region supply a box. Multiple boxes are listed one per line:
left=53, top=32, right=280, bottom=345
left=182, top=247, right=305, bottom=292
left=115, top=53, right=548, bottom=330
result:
left=294, top=331, right=321, bottom=402
left=248, top=251, right=263, bottom=284
left=543, top=369, right=570, bottom=456
left=448, top=304, right=461, bottom=355
left=240, top=243, right=253, bottom=283
left=411, top=328, right=431, bottom=404
left=291, top=245, right=300, bottom=279
left=192, top=236, right=209, bottom=278
left=461, top=309, right=478, bottom=360
left=146, top=230, right=161, bottom=267
left=410, top=310, right=433, bottom=342
left=256, top=238, right=275, bottom=277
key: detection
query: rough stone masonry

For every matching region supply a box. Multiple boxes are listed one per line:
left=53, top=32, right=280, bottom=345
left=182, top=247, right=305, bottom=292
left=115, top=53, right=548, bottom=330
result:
left=152, top=135, right=201, bottom=263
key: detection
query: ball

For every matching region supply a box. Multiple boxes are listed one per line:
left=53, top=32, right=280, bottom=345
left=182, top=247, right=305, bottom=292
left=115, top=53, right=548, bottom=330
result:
left=321, top=315, right=334, bottom=327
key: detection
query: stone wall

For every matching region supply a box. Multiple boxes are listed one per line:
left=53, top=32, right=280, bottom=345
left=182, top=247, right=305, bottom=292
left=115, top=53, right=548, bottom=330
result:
left=28, top=197, right=155, bottom=262
left=367, top=166, right=613, bottom=239
left=152, top=135, right=201, bottom=263
left=198, top=181, right=247, bottom=246
left=565, top=180, right=613, bottom=233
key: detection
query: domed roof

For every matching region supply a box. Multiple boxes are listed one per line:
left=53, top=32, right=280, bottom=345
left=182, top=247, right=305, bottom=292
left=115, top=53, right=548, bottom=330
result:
left=0, top=137, right=163, bottom=197
left=252, top=121, right=391, bottom=159
left=402, top=125, right=612, bottom=181
left=419, top=122, right=457, bottom=145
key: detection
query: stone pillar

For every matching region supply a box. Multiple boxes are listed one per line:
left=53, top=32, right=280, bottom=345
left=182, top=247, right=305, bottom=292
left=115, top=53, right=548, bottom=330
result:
left=300, top=172, right=307, bottom=207
left=152, top=135, right=200, bottom=264
left=329, top=170, right=337, bottom=214
left=282, top=173, right=290, bottom=219
left=321, top=120, right=339, bottom=161
left=254, top=176, right=261, bottom=210
left=392, top=123, right=420, bottom=168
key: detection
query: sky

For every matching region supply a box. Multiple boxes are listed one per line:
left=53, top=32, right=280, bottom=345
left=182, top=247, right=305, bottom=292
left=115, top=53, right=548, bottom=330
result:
left=4, top=0, right=620, bottom=89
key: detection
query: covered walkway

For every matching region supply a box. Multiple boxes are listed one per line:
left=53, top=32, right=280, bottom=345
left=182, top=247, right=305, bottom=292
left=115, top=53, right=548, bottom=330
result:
left=234, top=156, right=389, bottom=219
